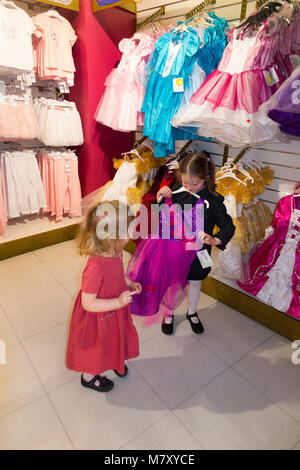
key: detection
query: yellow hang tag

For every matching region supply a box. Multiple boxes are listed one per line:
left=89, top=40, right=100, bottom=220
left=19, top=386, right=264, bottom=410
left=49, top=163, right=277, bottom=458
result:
left=173, top=77, right=184, bottom=93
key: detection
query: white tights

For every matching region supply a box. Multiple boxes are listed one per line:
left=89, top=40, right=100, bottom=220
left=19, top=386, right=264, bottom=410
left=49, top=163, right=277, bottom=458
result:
left=188, top=280, right=202, bottom=316
left=164, top=280, right=202, bottom=324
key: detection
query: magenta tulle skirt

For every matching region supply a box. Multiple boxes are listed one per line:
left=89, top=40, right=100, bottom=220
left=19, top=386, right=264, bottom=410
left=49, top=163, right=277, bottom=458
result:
left=127, top=238, right=197, bottom=324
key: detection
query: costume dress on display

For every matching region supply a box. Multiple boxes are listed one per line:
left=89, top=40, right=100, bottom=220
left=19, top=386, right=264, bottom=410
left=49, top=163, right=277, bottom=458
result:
left=179, top=12, right=229, bottom=108
left=66, top=255, right=139, bottom=376
left=273, top=18, right=300, bottom=80
left=237, top=194, right=300, bottom=319
left=95, top=33, right=155, bottom=132
left=142, top=28, right=201, bottom=158
left=211, top=158, right=274, bottom=279
left=142, top=14, right=228, bottom=158
left=101, top=160, right=139, bottom=202
left=264, top=65, right=300, bottom=138
left=126, top=195, right=204, bottom=322
left=171, top=27, right=281, bottom=147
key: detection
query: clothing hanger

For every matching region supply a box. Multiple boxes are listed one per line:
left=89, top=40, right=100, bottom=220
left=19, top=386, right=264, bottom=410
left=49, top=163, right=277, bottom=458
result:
left=121, top=149, right=145, bottom=162
left=172, top=186, right=201, bottom=199
left=216, top=163, right=248, bottom=186
left=235, top=162, right=254, bottom=183
left=133, top=135, right=147, bottom=149
left=219, top=154, right=252, bottom=179
left=172, top=186, right=210, bottom=208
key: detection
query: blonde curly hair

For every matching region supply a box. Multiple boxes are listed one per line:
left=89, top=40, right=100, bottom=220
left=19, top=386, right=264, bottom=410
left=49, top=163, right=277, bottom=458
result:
left=77, top=200, right=134, bottom=257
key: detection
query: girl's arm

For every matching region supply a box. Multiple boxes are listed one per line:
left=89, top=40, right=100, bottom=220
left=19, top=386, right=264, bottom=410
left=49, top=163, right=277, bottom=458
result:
left=82, top=291, right=133, bottom=313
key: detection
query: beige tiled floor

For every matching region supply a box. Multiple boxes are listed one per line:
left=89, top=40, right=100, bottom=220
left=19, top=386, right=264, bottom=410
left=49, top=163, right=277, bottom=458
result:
left=0, top=240, right=300, bottom=450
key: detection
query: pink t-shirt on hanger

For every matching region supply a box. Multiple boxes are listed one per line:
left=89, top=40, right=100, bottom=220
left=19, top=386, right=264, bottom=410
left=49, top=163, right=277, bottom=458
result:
left=33, top=10, right=77, bottom=81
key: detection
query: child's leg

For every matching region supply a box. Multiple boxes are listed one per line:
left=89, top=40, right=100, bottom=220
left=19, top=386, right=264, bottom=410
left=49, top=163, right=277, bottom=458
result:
left=162, top=287, right=181, bottom=324
left=83, top=373, right=99, bottom=384
left=81, top=373, right=114, bottom=392
left=188, top=280, right=202, bottom=322
left=163, top=311, right=174, bottom=324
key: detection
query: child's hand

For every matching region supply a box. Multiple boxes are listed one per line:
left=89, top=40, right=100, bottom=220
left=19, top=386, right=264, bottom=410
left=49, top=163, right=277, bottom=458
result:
left=129, top=282, right=142, bottom=295
left=198, top=231, right=221, bottom=246
left=157, top=186, right=172, bottom=202
left=118, top=291, right=134, bottom=307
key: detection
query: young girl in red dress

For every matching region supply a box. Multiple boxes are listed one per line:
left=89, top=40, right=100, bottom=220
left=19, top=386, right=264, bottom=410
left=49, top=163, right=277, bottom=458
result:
left=66, top=200, right=141, bottom=393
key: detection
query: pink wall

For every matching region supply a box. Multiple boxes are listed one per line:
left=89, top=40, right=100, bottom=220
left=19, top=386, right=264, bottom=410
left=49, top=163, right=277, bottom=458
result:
left=68, top=1, right=135, bottom=197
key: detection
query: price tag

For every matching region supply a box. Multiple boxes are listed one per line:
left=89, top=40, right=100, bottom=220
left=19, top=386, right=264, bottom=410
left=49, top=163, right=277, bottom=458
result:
left=290, top=55, right=300, bottom=70
left=197, top=249, right=214, bottom=269
left=263, top=67, right=279, bottom=87
left=263, top=71, right=273, bottom=86
left=173, top=77, right=184, bottom=93
left=269, top=66, right=279, bottom=85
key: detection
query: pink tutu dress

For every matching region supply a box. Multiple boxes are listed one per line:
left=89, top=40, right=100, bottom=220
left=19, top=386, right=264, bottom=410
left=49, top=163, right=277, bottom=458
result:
left=171, top=27, right=281, bottom=147
left=237, top=194, right=300, bottom=319
left=94, top=32, right=155, bottom=132
left=126, top=197, right=204, bottom=323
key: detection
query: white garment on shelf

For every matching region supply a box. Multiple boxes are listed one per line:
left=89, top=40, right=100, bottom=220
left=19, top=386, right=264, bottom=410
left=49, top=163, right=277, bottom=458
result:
left=35, top=98, right=84, bottom=146
left=0, top=2, right=35, bottom=74
left=1, top=150, right=47, bottom=218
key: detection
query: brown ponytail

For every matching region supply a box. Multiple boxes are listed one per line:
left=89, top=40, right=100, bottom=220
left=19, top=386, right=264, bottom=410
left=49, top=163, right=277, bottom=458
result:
left=178, top=151, right=218, bottom=195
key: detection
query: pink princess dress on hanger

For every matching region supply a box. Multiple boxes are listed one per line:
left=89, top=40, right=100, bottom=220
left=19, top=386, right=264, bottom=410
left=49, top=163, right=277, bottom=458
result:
left=94, top=32, right=155, bottom=132
left=237, top=194, right=300, bottom=319
left=171, top=27, right=281, bottom=147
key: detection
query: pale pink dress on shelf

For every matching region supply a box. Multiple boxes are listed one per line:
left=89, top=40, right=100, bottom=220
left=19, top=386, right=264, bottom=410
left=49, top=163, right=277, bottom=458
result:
left=95, top=32, right=155, bottom=132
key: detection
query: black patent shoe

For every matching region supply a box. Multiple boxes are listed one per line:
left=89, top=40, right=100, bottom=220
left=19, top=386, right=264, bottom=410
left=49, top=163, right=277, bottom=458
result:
left=161, top=316, right=174, bottom=335
left=186, top=312, right=204, bottom=334
left=81, top=374, right=114, bottom=392
left=114, top=365, right=128, bottom=377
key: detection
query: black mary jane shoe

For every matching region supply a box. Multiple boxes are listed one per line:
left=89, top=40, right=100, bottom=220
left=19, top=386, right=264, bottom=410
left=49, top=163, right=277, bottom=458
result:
left=114, top=365, right=128, bottom=377
left=81, top=374, right=114, bottom=392
left=186, top=312, right=204, bottom=334
left=161, top=316, right=174, bottom=335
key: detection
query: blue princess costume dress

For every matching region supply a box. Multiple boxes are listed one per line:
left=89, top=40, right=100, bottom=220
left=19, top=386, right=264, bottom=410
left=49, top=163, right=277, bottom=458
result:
left=126, top=197, right=204, bottom=323
left=142, top=13, right=228, bottom=158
